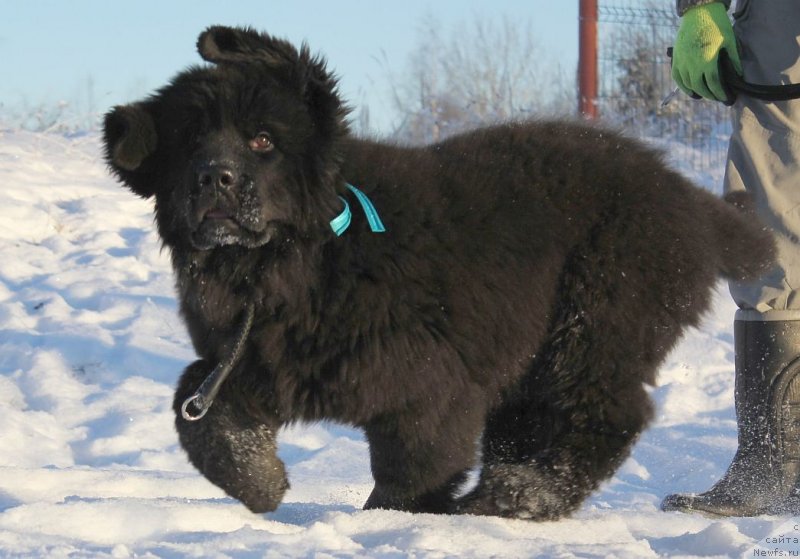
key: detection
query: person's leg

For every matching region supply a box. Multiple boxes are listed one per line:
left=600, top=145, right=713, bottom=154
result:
left=663, top=0, right=800, bottom=515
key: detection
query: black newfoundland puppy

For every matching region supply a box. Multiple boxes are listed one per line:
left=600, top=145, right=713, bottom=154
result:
left=103, top=26, right=774, bottom=520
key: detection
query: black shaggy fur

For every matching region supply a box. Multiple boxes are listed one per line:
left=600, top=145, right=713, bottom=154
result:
left=103, top=26, right=776, bottom=520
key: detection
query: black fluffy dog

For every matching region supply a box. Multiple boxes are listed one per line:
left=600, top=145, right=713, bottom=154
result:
left=103, top=26, right=775, bottom=520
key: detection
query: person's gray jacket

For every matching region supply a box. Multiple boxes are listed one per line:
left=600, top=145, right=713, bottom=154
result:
left=676, top=0, right=731, bottom=16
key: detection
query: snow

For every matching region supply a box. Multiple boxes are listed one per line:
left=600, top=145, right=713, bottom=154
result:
left=0, top=128, right=797, bottom=558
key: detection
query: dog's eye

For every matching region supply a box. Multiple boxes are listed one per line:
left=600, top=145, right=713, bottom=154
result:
left=249, top=132, right=274, bottom=153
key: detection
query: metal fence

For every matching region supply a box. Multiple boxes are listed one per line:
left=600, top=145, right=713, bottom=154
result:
left=597, top=1, right=731, bottom=179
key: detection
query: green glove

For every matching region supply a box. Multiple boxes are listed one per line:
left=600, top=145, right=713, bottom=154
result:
left=672, top=2, right=742, bottom=102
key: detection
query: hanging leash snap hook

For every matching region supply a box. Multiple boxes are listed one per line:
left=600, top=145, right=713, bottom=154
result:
left=180, top=301, right=256, bottom=422
left=181, top=393, right=210, bottom=421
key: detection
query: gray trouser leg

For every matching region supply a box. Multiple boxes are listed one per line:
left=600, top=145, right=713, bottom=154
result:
left=662, top=2, right=800, bottom=517
left=725, top=0, right=800, bottom=320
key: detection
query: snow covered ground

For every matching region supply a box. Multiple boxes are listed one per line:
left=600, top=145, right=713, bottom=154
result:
left=1, top=128, right=798, bottom=558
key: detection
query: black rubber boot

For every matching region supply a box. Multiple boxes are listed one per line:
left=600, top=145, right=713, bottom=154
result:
left=661, top=319, right=800, bottom=516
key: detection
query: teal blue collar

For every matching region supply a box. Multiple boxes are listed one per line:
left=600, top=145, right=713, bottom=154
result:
left=330, top=183, right=386, bottom=236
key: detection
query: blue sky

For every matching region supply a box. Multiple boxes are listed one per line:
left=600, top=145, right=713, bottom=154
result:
left=2, top=1, right=579, bottom=133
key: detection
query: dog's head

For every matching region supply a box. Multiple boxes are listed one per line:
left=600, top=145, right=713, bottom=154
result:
left=103, top=26, right=349, bottom=250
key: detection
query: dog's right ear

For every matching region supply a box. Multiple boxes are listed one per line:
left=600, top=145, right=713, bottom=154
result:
left=103, top=104, right=158, bottom=198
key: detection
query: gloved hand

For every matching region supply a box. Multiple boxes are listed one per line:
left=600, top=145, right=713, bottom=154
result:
left=672, top=2, right=742, bottom=103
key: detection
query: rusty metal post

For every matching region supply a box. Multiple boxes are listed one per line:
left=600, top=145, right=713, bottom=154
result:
left=579, top=0, right=599, bottom=119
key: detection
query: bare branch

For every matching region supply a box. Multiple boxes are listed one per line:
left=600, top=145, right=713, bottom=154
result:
left=385, top=16, right=574, bottom=144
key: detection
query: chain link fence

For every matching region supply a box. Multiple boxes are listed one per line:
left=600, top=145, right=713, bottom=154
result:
left=597, top=0, right=732, bottom=182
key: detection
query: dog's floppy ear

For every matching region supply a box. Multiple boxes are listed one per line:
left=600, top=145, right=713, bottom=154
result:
left=103, top=104, right=158, bottom=198
left=198, top=26, right=297, bottom=67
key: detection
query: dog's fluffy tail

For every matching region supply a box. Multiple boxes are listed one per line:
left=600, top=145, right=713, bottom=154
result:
left=710, top=191, right=776, bottom=282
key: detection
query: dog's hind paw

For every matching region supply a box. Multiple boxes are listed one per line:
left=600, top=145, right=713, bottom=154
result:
left=454, top=464, right=581, bottom=521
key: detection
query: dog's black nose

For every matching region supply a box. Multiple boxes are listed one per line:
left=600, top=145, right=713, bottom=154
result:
left=197, top=164, right=238, bottom=190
